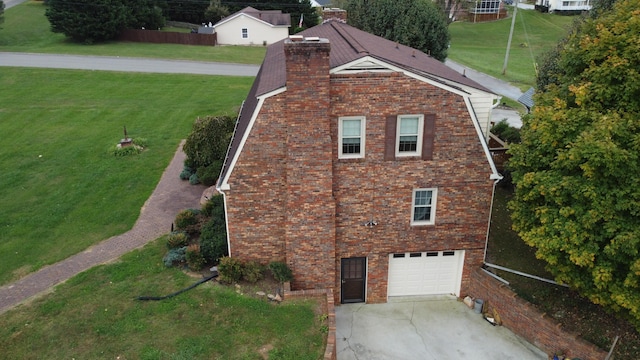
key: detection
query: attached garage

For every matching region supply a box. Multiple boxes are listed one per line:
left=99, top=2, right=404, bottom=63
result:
left=387, top=250, right=465, bottom=297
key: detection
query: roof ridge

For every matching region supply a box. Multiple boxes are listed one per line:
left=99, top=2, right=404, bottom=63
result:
left=329, top=21, right=368, bottom=55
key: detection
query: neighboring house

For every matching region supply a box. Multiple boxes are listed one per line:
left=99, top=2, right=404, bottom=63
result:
left=216, top=13, right=502, bottom=304
left=213, top=6, right=290, bottom=46
left=535, top=0, right=592, bottom=12
left=467, top=0, right=508, bottom=22
left=310, top=0, right=332, bottom=7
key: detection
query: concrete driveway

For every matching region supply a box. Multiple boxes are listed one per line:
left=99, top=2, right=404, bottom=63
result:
left=336, top=297, right=547, bottom=360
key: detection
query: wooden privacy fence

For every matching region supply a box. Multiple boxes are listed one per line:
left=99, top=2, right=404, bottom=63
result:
left=119, top=29, right=216, bottom=46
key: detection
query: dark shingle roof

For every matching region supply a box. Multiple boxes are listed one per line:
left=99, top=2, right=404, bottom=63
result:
left=218, top=20, right=494, bottom=188
left=216, top=6, right=291, bottom=27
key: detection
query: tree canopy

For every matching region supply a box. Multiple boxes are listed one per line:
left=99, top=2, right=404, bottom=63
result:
left=345, top=0, right=450, bottom=61
left=46, top=0, right=165, bottom=43
left=509, top=0, right=640, bottom=327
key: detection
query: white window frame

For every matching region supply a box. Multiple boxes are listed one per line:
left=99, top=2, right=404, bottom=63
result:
left=338, top=116, right=366, bottom=159
left=241, top=28, right=248, bottom=39
left=396, top=114, right=424, bottom=157
left=411, top=188, right=437, bottom=226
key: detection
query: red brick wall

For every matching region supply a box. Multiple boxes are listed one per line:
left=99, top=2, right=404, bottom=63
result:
left=329, top=72, right=494, bottom=303
left=468, top=269, right=608, bottom=359
left=225, top=40, right=495, bottom=303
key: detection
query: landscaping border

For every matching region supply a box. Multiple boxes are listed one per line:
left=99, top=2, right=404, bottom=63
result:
left=468, top=269, right=608, bottom=359
left=283, top=284, right=336, bottom=360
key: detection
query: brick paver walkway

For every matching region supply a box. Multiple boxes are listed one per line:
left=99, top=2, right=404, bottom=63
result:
left=0, top=140, right=205, bottom=315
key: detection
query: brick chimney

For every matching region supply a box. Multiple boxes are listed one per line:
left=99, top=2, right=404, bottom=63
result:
left=282, top=36, right=336, bottom=291
left=322, top=8, right=347, bottom=23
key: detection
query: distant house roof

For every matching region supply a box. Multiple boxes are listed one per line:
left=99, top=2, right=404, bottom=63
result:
left=218, top=20, right=495, bottom=189
left=311, top=0, right=332, bottom=6
left=214, top=6, right=291, bottom=28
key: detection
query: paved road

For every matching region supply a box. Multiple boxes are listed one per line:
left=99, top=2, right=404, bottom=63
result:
left=0, top=52, right=260, bottom=77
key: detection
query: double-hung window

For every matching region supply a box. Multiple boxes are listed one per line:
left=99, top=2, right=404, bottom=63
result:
left=241, top=28, right=248, bottom=39
left=396, top=115, right=424, bottom=157
left=411, top=188, right=437, bottom=225
left=339, top=116, right=366, bottom=159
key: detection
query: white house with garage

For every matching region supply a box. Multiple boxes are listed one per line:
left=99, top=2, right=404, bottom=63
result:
left=213, top=7, right=291, bottom=46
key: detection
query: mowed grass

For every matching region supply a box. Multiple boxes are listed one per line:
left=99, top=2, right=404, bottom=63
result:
left=0, top=238, right=326, bottom=359
left=0, top=1, right=267, bottom=64
left=449, top=9, right=577, bottom=89
left=0, top=67, right=253, bottom=285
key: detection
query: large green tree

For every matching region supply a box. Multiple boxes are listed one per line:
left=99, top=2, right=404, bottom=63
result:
left=345, top=0, right=450, bottom=61
left=509, top=0, right=640, bottom=326
left=46, top=0, right=165, bottom=43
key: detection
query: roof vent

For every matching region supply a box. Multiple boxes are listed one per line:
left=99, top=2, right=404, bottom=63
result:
left=305, top=36, right=321, bottom=42
left=289, top=35, right=304, bottom=42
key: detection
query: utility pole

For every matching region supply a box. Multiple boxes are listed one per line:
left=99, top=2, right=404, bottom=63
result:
left=502, top=0, right=518, bottom=75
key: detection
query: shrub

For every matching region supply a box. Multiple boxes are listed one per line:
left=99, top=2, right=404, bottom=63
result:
left=174, top=209, right=199, bottom=230
left=242, top=261, right=264, bottom=283
left=195, top=160, right=222, bottom=186
left=166, top=231, right=189, bottom=249
left=186, top=244, right=206, bottom=271
left=201, top=193, right=224, bottom=218
left=188, top=173, right=199, bottom=185
left=199, top=217, right=227, bottom=264
left=163, top=246, right=187, bottom=267
left=269, top=261, right=293, bottom=284
left=111, top=144, right=142, bottom=157
left=132, top=138, right=148, bottom=148
left=217, top=256, right=243, bottom=283
left=179, top=168, right=193, bottom=180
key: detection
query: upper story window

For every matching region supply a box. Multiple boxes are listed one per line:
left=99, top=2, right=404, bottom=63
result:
left=396, top=115, right=424, bottom=157
left=339, top=116, right=366, bottom=159
left=385, top=113, right=435, bottom=161
left=242, top=28, right=248, bottom=38
left=411, top=188, right=437, bottom=225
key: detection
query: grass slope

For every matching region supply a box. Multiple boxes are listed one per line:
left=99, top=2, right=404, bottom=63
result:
left=0, top=67, right=253, bottom=285
left=0, top=239, right=326, bottom=359
left=449, top=8, right=577, bottom=89
left=0, top=1, right=266, bottom=64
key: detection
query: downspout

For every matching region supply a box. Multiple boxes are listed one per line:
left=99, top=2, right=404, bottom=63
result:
left=483, top=175, right=502, bottom=263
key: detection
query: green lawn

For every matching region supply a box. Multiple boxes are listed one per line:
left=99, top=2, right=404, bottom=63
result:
left=0, top=238, right=326, bottom=359
left=0, top=1, right=266, bottom=64
left=0, top=67, right=253, bottom=285
left=449, top=8, right=578, bottom=89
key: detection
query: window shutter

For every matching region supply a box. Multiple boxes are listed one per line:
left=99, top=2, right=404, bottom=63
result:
left=384, top=115, right=397, bottom=161
left=422, top=114, right=436, bottom=160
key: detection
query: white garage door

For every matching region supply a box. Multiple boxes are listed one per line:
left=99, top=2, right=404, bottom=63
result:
left=387, top=250, right=464, bottom=297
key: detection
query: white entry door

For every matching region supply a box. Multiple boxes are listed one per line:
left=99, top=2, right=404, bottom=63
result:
left=387, top=250, right=464, bottom=297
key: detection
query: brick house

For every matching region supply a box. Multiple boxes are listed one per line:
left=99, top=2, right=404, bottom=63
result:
left=216, top=15, right=502, bottom=304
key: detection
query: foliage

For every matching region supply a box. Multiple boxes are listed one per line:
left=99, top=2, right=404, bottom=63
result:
left=346, top=0, right=450, bottom=61
left=225, top=0, right=318, bottom=31
left=186, top=244, right=206, bottom=271
left=195, top=160, right=222, bottom=186
left=508, top=0, right=640, bottom=328
left=179, top=166, right=193, bottom=180
left=0, top=0, right=4, bottom=29
left=203, top=0, right=229, bottom=24
left=166, top=231, right=189, bottom=249
left=125, top=0, right=166, bottom=30
left=165, top=0, right=209, bottom=24
left=490, top=119, right=521, bottom=144
left=188, top=172, right=199, bottom=185
left=269, top=261, right=293, bottom=284
left=183, top=115, right=236, bottom=170
left=217, top=256, right=243, bottom=283
left=111, top=144, right=143, bottom=156
left=174, top=208, right=200, bottom=231
left=199, top=195, right=228, bottom=263
left=162, top=246, right=186, bottom=267
left=242, top=261, right=265, bottom=283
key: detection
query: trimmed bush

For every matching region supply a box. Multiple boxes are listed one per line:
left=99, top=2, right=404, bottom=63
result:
left=186, top=244, right=206, bottom=271
left=195, top=160, right=222, bottom=186
left=269, top=261, right=293, bottom=284
left=201, top=193, right=224, bottom=218
left=188, top=173, right=199, bottom=185
left=180, top=164, right=194, bottom=180
left=163, top=246, right=187, bottom=267
left=217, top=256, right=243, bottom=284
left=174, top=208, right=199, bottom=230
left=242, top=261, right=264, bottom=283
left=166, top=231, right=189, bottom=249
left=111, top=144, right=142, bottom=157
